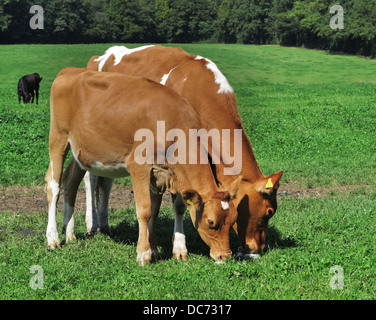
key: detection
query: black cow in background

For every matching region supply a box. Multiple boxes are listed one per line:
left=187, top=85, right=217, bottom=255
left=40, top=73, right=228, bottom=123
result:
left=18, top=73, right=43, bottom=104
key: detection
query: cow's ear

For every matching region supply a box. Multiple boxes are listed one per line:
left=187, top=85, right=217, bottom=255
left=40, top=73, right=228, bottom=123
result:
left=227, top=175, right=242, bottom=199
left=255, top=171, right=283, bottom=194
left=40, top=77, right=43, bottom=82
left=182, top=189, right=203, bottom=208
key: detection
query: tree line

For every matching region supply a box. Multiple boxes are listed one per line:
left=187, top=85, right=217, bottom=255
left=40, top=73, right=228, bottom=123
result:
left=1, top=0, right=375, bottom=57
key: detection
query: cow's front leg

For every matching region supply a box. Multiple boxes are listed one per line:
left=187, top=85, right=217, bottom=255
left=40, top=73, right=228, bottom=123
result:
left=129, top=165, right=152, bottom=266
left=172, top=193, right=188, bottom=261
left=84, top=171, right=98, bottom=235
left=135, top=198, right=152, bottom=266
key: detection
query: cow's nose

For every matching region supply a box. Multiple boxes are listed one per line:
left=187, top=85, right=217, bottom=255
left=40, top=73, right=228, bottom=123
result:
left=212, top=251, right=231, bottom=263
left=238, top=239, right=264, bottom=254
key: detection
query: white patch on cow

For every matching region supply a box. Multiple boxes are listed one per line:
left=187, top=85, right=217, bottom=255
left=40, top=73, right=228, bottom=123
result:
left=46, top=161, right=60, bottom=247
left=84, top=172, right=97, bottom=233
left=70, top=146, right=129, bottom=179
left=137, top=249, right=151, bottom=266
left=94, top=45, right=155, bottom=72
left=173, top=232, right=187, bottom=252
left=221, top=201, right=229, bottom=210
left=89, top=161, right=129, bottom=178
left=194, top=55, right=234, bottom=94
left=160, top=66, right=179, bottom=85
left=235, top=252, right=261, bottom=260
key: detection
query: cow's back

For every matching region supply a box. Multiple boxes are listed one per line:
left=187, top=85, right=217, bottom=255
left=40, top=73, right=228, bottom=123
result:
left=88, top=46, right=191, bottom=83
left=51, top=68, right=199, bottom=136
left=87, top=46, right=241, bottom=129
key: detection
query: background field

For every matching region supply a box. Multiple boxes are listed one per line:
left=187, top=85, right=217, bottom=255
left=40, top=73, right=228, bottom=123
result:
left=0, top=43, right=375, bottom=300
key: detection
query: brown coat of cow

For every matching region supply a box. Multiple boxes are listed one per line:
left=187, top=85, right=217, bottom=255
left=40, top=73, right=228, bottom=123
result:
left=45, top=67, right=240, bottom=265
left=84, top=45, right=283, bottom=257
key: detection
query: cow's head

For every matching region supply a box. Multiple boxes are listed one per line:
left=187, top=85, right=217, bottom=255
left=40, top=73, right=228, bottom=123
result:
left=234, top=171, right=283, bottom=255
left=24, top=92, right=32, bottom=104
left=182, top=176, right=241, bottom=262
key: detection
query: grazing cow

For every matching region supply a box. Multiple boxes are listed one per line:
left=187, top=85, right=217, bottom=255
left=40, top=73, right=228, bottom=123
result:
left=76, top=45, right=282, bottom=259
left=45, top=68, right=240, bottom=265
left=17, top=73, right=42, bottom=104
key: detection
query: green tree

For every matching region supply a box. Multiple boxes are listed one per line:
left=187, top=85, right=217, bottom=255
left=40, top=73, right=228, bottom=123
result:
left=216, top=0, right=236, bottom=43
left=0, top=0, right=35, bottom=43
left=348, top=0, right=376, bottom=57
left=154, top=0, right=171, bottom=41
left=82, top=0, right=110, bottom=42
left=230, top=0, right=273, bottom=44
left=107, top=0, right=156, bottom=42
left=43, top=0, right=87, bottom=43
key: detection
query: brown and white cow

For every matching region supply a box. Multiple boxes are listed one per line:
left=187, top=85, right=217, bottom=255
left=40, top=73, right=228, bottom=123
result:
left=45, top=67, right=240, bottom=265
left=68, top=45, right=282, bottom=259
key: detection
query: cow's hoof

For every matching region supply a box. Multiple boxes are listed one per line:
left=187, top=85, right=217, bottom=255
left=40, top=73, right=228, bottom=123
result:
left=173, top=250, right=188, bottom=261
left=98, top=225, right=113, bottom=237
left=151, top=249, right=161, bottom=262
left=137, top=249, right=152, bottom=266
left=48, top=240, right=61, bottom=249
left=172, top=232, right=188, bottom=261
left=66, top=234, right=77, bottom=242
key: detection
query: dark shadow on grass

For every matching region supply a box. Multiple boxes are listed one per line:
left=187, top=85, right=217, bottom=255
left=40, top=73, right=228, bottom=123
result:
left=109, top=214, right=212, bottom=260
left=266, top=225, right=297, bottom=251
left=94, top=212, right=296, bottom=261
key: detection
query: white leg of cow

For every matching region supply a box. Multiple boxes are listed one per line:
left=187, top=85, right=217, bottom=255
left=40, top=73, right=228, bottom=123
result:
left=84, top=172, right=98, bottom=234
left=46, top=163, right=60, bottom=249
left=172, top=193, right=188, bottom=261
left=45, top=137, right=69, bottom=249
left=97, top=177, right=114, bottom=235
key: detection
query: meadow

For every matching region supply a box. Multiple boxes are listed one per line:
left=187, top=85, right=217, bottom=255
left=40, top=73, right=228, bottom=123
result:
left=0, top=43, right=375, bottom=301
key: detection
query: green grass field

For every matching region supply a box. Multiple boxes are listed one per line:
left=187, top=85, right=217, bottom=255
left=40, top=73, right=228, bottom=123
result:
left=0, top=44, right=375, bottom=300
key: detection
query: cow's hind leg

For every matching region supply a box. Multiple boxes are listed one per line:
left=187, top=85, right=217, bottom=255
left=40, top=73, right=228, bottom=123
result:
left=172, top=193, right=188, bottom=261
left=45, top=134, right=69, bottom=249
left=62, top=159, right=86, bottom=242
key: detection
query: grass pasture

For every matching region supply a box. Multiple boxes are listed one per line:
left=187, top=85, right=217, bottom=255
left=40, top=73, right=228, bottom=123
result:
left=0, top=44, right=375, bottom=300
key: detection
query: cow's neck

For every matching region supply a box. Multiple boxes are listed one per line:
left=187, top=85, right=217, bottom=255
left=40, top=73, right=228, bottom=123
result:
left=173, top=163, right=219, bottom=197
left=178, top=89, right=263, bottom=185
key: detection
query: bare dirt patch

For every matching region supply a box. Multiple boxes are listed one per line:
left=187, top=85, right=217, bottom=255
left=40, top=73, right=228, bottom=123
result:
left=0, top=183, right=367, bottom=214
left=0, top=185, right=171, bottom=214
